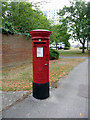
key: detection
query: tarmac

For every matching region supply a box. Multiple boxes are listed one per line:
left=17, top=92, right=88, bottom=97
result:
left=59, top=56, right=88, bottom=59
left=1, top=58, right=88, bottom=118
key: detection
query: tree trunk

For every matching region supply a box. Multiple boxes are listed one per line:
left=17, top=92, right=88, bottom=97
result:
left=56, top=42, right=57, bottom=50
left=82, top=43, right=85, bottom=53
left=87, top=40, right=88, bottom=50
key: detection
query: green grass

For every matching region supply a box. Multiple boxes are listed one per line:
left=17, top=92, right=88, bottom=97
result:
left=2, top=58, right=85, bottom=91
left=58, top=48, right=88, bottom=57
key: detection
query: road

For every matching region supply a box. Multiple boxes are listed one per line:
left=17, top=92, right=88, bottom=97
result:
left=2, top=59, right=88, bottom=118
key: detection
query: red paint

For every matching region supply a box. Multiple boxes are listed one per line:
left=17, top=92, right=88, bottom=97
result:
left=29, top=29, right=52, bottom=84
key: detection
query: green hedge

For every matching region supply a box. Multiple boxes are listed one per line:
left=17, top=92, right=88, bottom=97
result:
left=79, top=47, right=87, bottom=49
left=64, top=47, right=70, bottom=50
left=49, top=48, right=59, bottom=60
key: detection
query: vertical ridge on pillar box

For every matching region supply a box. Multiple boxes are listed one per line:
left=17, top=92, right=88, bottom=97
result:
left=29, top=29, right=52, bottom=100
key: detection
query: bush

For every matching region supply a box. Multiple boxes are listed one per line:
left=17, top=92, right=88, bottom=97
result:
left=64, top=41, right=70, bottom=47
left=2, top=22, right=15, bottom=35
left=64, top=47, right=70, bottom=50
left=79, top=47, right=87, bottom=49
left=49, top=48, right=59, bottom=60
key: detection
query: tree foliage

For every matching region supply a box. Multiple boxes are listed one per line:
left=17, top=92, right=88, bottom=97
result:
left=50, top=22, right=70, bottom=49
left=2, top=22, right=16, bottom=35
left=2, top=2, right=51, bottom=36
left=58, top=0, right=89, bottom=53
left=86, top=2, right=90, bottom=44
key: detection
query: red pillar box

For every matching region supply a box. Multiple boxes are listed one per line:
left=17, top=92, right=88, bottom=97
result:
left=29, top=29, right=52, bottom=99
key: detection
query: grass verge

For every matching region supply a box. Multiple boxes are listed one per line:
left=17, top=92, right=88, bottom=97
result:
left=1, top=58, right=85, bottom=91
left=58, top=48, right=88, bottom=57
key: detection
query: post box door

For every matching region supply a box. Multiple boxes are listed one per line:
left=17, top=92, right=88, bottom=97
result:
left=33, top=41, right=49, bottom=84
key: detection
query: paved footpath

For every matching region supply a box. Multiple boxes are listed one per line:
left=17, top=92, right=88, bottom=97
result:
left=60, top=56, right=88, bottom=59
left=2, top=59, right=88, bottom=118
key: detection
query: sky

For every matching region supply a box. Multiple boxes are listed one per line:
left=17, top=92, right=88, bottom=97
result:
left=29, top=0, right=89, bottom=11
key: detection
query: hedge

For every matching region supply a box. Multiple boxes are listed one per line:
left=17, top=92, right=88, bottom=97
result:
left=64, top=47, right=70, bottom=50
left=49, top=48, right=59, bottom=60
left=79, top=47, right=87, bottom=49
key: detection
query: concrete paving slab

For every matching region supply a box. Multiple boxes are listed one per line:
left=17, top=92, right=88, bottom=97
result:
left=0, top=91, right=30, bottom=111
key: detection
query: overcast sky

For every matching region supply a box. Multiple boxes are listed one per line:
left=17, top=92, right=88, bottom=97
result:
left=29, top=0, right=89, bottom=11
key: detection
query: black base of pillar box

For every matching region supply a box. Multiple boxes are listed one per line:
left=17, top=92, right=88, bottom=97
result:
left=33, top=82, right=49, bottom=100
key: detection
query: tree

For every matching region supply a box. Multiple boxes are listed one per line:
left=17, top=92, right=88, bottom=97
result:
left=50, top=25, right=60, bottom=50
left=86, top=2, right=90, bottom=50
left=57, top=20, right=71, bottom=48
left=2, top=2, right=51, bottom=35
left=58, top=0, right=88, bottom=53
left=50, top=22, right=70, bottom=50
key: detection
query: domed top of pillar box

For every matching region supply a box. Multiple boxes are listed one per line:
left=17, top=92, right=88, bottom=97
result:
left=29, top=29, right=52, bottom=40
